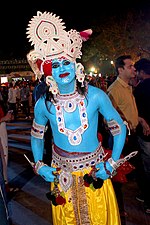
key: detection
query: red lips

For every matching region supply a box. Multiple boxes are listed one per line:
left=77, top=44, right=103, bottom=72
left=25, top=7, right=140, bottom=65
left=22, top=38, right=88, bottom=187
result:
left=59, top=73, right=69, bottom=78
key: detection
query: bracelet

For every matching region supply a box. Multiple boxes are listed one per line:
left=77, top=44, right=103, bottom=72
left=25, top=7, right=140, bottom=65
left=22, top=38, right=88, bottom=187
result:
left=104, top=161, right=117, bottom=178
left=108, top=157, right=118, bottom=170
left=33, top=160, right=48, bottom=175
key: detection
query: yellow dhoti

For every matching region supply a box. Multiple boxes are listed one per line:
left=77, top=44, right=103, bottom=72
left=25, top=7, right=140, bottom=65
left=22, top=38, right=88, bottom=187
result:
left=51, top=144, right=121, bottom=225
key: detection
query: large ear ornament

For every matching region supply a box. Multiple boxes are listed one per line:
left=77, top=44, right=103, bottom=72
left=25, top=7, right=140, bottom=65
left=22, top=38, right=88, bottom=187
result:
left=76, top=63, right=85, bottom=87
left=27, top=50, right=43, bottom=79
left=46, top=76, right=59, bottom=95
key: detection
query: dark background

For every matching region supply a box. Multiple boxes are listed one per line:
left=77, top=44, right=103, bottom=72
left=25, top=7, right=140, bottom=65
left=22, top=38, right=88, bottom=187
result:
left=0, top=0, right=149, bottom=59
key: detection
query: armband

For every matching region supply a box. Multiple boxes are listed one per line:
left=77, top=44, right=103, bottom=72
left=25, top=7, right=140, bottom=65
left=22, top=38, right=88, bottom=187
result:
left=31, top=120, right=45, bottom=139
left=34, top=160, right=48, bottom=175
left=107, top=119, right=121, bottom=136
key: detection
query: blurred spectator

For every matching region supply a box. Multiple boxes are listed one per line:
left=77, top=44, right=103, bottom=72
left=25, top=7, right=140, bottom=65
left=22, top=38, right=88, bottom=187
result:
left=0, top=86, right=8, bottom=104
left=15, top=82, right=21, bottom=116
left=0, top=156, right=10, bottom=225
left=107, top=55, right=138, bottom=131
left=32, top=75, right=47, bottom=105
left=0, top=91, right=14, bottom=188
left=20, top=82, right=31, bottom=119
left=134, top=58, right=150, bottom=213
left=7, top=82, right=17, bottom=120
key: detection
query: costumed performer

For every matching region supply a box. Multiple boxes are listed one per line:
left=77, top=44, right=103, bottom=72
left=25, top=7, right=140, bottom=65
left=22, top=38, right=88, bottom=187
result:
left=26, top=11, right=127, bottom=225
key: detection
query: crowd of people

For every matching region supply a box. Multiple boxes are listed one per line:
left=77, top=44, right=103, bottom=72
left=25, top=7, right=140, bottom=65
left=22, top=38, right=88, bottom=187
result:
left=0, top=79, right=40, bottom=120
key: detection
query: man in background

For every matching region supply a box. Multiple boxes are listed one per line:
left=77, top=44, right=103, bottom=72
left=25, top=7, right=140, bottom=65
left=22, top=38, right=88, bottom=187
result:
left=134, top=58, right=150, bottom=214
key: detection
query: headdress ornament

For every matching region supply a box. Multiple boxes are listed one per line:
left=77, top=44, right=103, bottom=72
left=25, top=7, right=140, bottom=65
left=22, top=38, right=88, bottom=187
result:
left=27, top=11, right=85, bottom=63
left=26, top=11, right=92, bottom=93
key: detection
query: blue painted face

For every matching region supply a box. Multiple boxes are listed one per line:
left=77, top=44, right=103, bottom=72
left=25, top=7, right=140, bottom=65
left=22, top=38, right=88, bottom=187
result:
left=52, top=58, right=76, bottom=85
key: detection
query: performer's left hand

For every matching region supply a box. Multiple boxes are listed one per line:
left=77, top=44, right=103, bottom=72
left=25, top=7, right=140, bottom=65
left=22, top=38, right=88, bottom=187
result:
left=38, top=165, right=56, bottom=182
left=95, top=161, right=113, bottom=180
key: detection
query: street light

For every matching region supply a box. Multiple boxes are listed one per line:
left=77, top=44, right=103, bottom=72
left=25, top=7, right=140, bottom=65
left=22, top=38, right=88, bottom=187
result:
left=90, top=67, right=95, bottom=73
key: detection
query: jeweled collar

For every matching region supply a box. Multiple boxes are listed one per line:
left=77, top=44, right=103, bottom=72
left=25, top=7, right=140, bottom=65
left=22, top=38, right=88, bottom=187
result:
left=52, top=84, right=88, bottom=112
left=55, top=90, right=85, bottom=101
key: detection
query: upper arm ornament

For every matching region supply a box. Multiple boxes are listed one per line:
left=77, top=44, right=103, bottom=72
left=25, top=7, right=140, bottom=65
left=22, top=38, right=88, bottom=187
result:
left=31, top=119, right=45, bottom=139
left=107, top=119, right=121, bottom=136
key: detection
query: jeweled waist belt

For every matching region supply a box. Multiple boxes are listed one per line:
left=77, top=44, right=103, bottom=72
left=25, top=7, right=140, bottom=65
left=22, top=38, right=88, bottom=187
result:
left=52, top=143, right=106, bottom=172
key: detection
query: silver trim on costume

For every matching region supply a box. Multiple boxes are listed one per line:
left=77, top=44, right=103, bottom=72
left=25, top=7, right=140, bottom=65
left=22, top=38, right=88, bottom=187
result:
left=52, top=143, right=106, bottom=172
left=107, top=119, right=121, bottom=136
left=31, top=119, right=45, bottom=139
left=52, top=143, right=106, bottom=192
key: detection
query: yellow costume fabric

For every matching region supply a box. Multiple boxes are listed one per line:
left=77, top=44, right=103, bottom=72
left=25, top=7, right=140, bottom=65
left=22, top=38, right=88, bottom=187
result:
left=51, top=169, right=121, bottom=225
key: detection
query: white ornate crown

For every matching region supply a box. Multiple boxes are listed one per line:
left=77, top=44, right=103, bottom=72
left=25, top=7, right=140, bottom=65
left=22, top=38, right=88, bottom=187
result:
left=26, top=11, right=83, bottom=62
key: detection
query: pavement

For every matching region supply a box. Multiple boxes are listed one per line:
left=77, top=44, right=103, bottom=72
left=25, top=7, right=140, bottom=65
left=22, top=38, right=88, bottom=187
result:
left=6, top=118, right=150, bottom=225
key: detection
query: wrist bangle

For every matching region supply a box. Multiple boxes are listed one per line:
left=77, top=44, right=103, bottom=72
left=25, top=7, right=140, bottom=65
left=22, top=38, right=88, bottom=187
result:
left=104, top=161, right=117, bottom=178
left=108, top=157, right=118, bottom=170
left=34, top=160, right=48, bottom=175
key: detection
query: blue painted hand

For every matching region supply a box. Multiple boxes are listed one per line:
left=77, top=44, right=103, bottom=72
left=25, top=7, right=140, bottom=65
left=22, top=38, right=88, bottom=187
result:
left=38, top=166, right=57, bottom=182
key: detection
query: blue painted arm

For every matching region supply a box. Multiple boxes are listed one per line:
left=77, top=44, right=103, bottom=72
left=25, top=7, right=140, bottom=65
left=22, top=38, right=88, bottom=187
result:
left=31, top=98, right=56, bottom=182
left=95, top=89, right=127, bottom=180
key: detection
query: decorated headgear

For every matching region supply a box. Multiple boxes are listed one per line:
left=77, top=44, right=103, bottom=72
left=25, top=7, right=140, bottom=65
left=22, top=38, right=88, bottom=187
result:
left=26, top=11, right=92, bottom=93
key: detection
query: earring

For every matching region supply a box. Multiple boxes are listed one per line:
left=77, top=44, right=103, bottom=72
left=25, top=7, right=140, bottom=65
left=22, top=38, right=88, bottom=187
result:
left=46, top=76, right=59, bottom=95
left=26, top=50, right=43, bottom=80
left=76, top=63, right=85, bottom=87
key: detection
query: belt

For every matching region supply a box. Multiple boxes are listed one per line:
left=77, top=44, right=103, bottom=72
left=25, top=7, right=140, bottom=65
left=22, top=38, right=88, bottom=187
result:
left=52, top=143, right=105, bottom=172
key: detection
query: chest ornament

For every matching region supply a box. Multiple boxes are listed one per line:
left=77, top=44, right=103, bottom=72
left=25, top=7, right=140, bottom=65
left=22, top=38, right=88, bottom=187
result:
left=53, top=91, right=89, bottom=145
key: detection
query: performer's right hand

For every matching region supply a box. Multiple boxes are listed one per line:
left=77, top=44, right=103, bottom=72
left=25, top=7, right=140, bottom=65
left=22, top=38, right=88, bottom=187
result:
left=38, top=165, right=56, bottom=182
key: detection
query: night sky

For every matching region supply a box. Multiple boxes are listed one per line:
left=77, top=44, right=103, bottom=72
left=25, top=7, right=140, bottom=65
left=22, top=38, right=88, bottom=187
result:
left=0, top=0, right=149, bottom=59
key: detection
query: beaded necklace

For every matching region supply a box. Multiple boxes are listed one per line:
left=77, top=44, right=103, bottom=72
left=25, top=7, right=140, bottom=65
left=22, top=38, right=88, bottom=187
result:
left=53, top=90, right=88, bottom=145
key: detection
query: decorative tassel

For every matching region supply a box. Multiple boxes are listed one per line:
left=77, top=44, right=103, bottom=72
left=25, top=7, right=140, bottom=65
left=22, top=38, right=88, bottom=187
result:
left=124, top=121, right=131, bottom=135
left=80, top=29, right=93, bottom=41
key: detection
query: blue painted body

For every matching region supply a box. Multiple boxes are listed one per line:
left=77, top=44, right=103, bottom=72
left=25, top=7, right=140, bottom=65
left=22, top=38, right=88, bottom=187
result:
left=31, top=59, right=126, bottom=182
